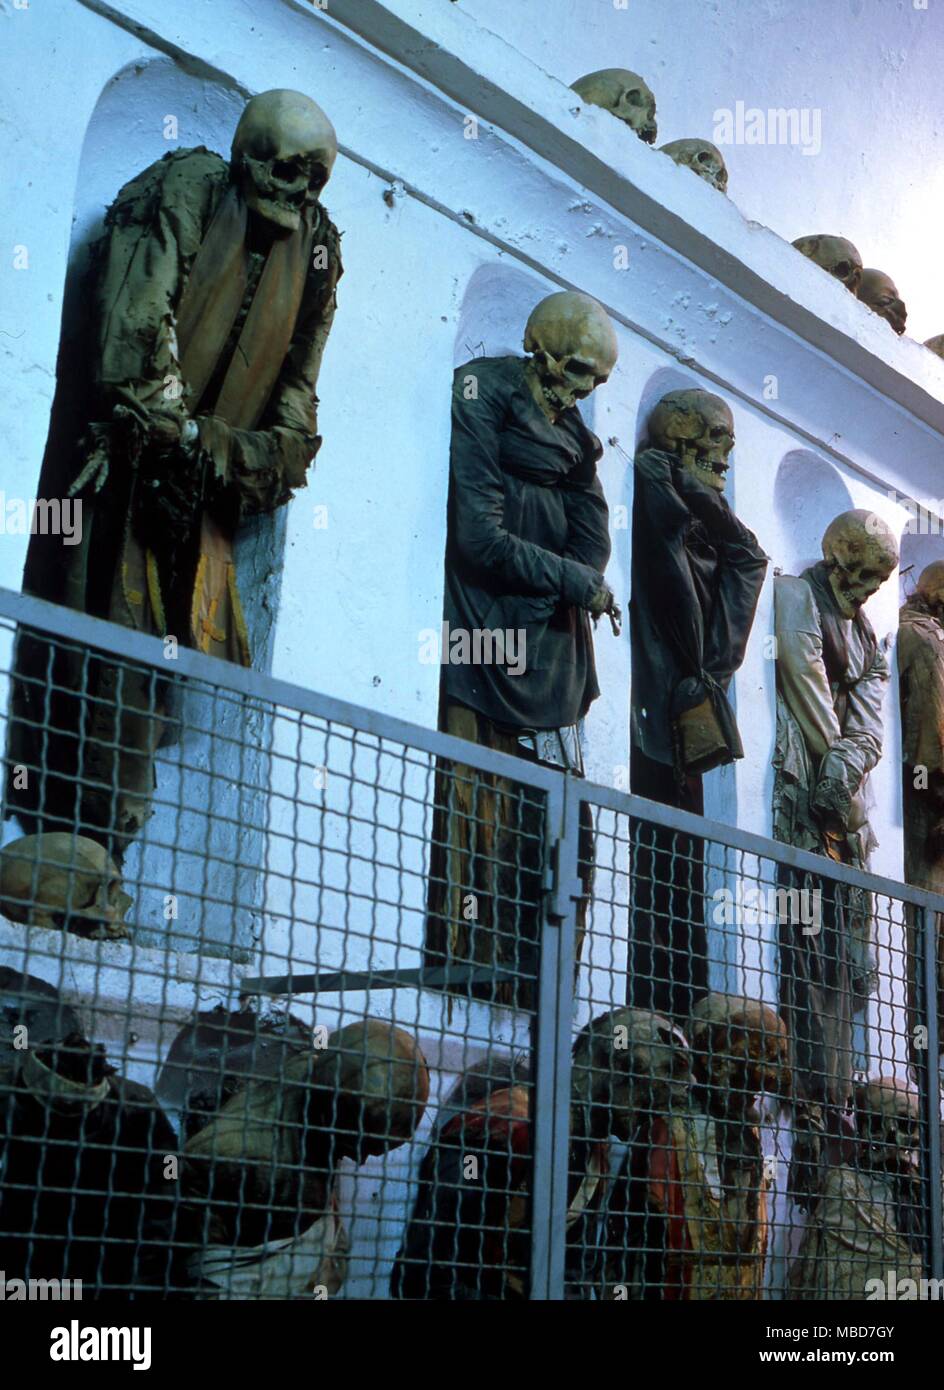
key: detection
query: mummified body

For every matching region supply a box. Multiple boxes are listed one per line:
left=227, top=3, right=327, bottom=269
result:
left=390, top=1008, right=691, bottom=1299
left=425, top=292, right=619, bottom=1006
left=180, top=1020, right=428, bottom=1299
left=0, top=970, right=178, bottom=1295
left=773, top=511, right=897, bottom=1201
left=789, top=1077, right=924, bottom=1300
left=898, top=562, right=944, bottom=1063
left=10, top=90, right=342, bottom=862
left=604, top=994, right=789, bottom=1300
left=629, top=391, right=767, bottom=1021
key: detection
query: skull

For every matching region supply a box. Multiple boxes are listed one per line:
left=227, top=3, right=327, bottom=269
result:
left=917, top=560, right=944, bottom=620
left=571, top=68, right=658, bottom=144
left=792, top=235, right=863, bottom=294
left=313, top=1019, right=430, bottom=1163
left=647, top=388, right=735, bottom=492
left=821, top=510, right=898, bottom=619
left=571, top=1007, right=691, bottom=1141
left=858, top=268, right=907, bottom=336
left=660, top=138, right=728, bottom=193
left=689, top=994, right=790, bottom=1118
left=231, top=89, right=338, bottom=232
left=924, top=334, right=944, bottom=359
left=854, top=1076, right=921, bottom=1176
left=0, top=833, right=132, bottom=941
left=523, top=290, right=618, bottom=416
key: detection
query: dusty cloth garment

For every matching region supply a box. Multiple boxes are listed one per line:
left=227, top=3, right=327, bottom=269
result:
left=424, top=701, right=594, bottom=1008
left=389, top=1085, right=609, bottom=1300
left=604, top=1110, right=767, bottom=1300
left=180, top=1049, right=333, bottom=1251
left=0, top=1057, right=178, bottom=1297
left=630, top=447, right=767, bottom=772
left=788, top=1165, right=923, bottom=1300
left=898, top=594, right=944, bottom=1058
left=186, top=1201, right=349, bottom=1300
left=773, top=565, right=887, bottom=1114
left=10, top=146, right=342, bottom=855
left=443, top=355, right=610, bottom=730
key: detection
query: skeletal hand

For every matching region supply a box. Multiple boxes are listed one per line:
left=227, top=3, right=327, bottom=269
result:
left=588, top=579, right=615, bottom=619
left=68, top=441, right=110, bottom=497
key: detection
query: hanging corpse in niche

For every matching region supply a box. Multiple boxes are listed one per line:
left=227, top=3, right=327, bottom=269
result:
left=629, top=390, right=767, bottom=1021
left=424, top=291, right=620, bottom=1007
left=8, top=89, right=342, bottom=865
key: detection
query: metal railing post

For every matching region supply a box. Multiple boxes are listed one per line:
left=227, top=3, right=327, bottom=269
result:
left=529, top=773, right=582, bottom=1300
left=918, top=904, right=943, bottom=1280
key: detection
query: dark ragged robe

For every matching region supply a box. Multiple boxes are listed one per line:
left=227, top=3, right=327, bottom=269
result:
left=425, top=357, right=610, bottom=1005
left=628, top=447, right=767, bottom=1022
left=10, top=146, right=342, bottom=854
left=898, top=594, right=944, bottom=1059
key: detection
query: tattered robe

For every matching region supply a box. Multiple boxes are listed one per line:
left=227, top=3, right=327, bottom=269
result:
left=628, top=448, right=767, bottom=1022
left=789, top=1166, right=923, bottom=1300
left=425, top=357, right=609, bottom=1005
left=898, top=595, right=944, bottom=1057
left=10, top=146, right=341, bottom=852
left=774, top=564, right=887, bottom=1113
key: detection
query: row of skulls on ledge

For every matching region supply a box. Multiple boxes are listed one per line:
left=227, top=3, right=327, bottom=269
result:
left=0, top=971, right=924, bottom=1299
left=572, top=67, right=938, bottom=350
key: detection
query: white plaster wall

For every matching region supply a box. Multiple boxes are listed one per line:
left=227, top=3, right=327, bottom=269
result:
left=2, top=0, right=944, bottom=1297
left=457, top=0, right=944, bottom=342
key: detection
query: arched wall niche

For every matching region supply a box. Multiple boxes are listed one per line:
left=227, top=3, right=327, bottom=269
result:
left=453, top=262, right=603, bottom=434
left=19, top=60, right=275, bottom=952
left=772, top=450, right=854, bottom=578
left=630, top=367, right=743, bottom=830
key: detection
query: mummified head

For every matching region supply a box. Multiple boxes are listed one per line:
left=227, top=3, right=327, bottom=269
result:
left=660, top=138, right=728, bottom=193
left=925, top=334, right=944, bottom=360
left=0, top=834, right=131, bottom=940
left=647, top=388, right=735, bottom=493
left=689, top=994, right=790, bottom=1118
left=313, top=1019, right=430, bottom=1163
left=854, top=1076, right=921, bottom=1176
left=571, top=1007, right=691, bottom=1141
left=916, top=560, right=944, bottom=620
left=821, top=509, right=898, bottom=619
left=231, top=89, right=338, bottom=232
left=792, top=235, right=863, bottom=293
left=571, top=68, right=658, bottom=144
left=858, top=268, right=907, bottom=336
left=524, top=291, right=618, bottom=414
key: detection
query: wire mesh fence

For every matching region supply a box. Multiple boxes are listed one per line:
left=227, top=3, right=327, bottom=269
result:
left=0, top=587, right=940, bottom=1301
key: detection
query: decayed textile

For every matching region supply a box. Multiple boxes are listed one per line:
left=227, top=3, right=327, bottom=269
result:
left=630, top=447, right=767, bottom=772
left=186, top=1203, right=349, bottom=1300
left=628, top=447, right=766, bottom=1021
left=898, top=594, right=944, bottom=1056
left=604, top=1112, right=767, bottom=1300
left=389, top=1084, right=609, bottom=1299
left=426, top=354, right=608, bottom=1004
left=10, top=147, right=342, bottom=853
left=774, top=565, right=887, bottom=1114
left=425, top=702, right=594, bottom=1007
left=789, top=1166, right=923, bottom=1300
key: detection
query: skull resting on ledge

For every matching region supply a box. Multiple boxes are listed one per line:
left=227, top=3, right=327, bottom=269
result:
left=231, top=88, right=338, bottom=232
left=523, top=290, right=618, bottom=415
left=858, top=268, right=907, bottom=336
left=571, top=68, right=658, bottom=144
left=660, top=138, right=728, bottom=193
left=647, top=388, right=735, bottom=493
left=792, top=235, right=863, bottom=294
left=0, top=833, right=132, bottom=940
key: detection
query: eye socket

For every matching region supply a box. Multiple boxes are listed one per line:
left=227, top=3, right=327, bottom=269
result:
left=308, top=163, right=328, bottom=191
left=272, top=158, right=305, bottom=182
left=834, top=261, right=851, bottom=278
left=709, top=426, right=728, bottom=441
left=565, top=358, right=595, bottom=376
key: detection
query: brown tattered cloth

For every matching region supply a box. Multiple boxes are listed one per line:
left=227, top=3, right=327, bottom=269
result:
left=144, top=187, right=316, bottom=664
